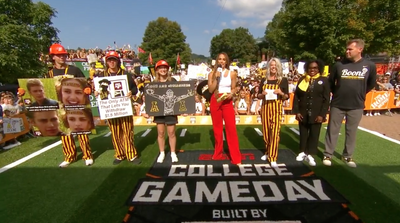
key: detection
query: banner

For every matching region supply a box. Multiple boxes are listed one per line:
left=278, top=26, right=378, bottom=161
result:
left=93, top=75, right=133, bottom=120
left=18, top=77, right=96, bottom=136
left=144, top=81, right=195, bottom=116
left=365, top=90, right=394, bottom=110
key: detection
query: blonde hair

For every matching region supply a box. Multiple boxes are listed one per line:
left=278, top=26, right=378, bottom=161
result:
left=154, top=69, right=171, bottom=82
left=266, top=57, right=283, bottom=82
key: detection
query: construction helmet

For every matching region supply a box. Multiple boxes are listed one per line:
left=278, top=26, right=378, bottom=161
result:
left=105, top=51, right=120, bottom=60
left=49, top=43, right=68, bottom=55
left=155, top=60, right=169, bottom=70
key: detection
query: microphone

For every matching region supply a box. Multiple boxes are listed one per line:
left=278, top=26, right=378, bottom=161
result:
left=217, top=64, right=223, bottom=72
left=216, top=64, right=222, bottom=83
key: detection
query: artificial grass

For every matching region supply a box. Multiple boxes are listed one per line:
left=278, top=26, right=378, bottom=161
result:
left=0, top=125, right=399, bottom=223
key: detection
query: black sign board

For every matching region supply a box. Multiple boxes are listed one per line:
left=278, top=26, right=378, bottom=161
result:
left=144, top=81, right=196, bottom=116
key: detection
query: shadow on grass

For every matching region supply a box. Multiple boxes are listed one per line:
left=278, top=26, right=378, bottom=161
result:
left=175, top=127, right=201, bottom=149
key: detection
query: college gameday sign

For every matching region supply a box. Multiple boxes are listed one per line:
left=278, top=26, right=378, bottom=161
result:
left=124, top=150, right=361, bottom=223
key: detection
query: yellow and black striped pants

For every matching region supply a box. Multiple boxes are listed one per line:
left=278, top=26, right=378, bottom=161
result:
left=108, top=116, right=138, bottom=160
left=261, top=100, right=283, bottom=162
left=61, top=135, right=93, bottom=162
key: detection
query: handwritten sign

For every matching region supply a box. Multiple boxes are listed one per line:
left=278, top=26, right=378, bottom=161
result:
left=3, top=118, right=22, bottom=134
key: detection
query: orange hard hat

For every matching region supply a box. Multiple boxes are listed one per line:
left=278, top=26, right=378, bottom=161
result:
left=49, top=43, right=68, bottom=55
left=105, top=51, right=120, bottom=60
left=155, top=60, right=169, bottom=69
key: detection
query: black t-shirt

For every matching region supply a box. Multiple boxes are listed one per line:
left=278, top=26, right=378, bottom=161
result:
left=329, top=58, right=376, bottom=109
left=52, top=65, right=85, bottom=78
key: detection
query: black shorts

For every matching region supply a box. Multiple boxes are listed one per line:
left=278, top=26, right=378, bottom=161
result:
left=153, top=115, right=178, bottom=125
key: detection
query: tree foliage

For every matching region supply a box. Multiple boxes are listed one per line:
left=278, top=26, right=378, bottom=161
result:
left=139, top=17, right=192, bottom=69
left=210, top=27, right=258, bottom=64
left=265, top=0, right=400, bottom=65
left=0, top=0, right=59, bottom=84
left=191, top=53, right=210, bottom=64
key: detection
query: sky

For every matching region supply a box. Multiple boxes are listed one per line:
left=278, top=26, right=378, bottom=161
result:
left=35, top=0, right=283, bottom=57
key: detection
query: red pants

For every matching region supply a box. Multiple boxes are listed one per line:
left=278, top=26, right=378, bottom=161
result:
left=210, top=94, right=242, bottom=164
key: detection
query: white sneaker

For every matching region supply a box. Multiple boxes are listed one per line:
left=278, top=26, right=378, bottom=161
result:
left=343, top=157, right=357, bottom=168
left=85, top=159, right=93, bottom=166
left=270, top=161, right=278, bottom=168
left=59, top=161, right=70, bottom=168
left=261, top=155, right=267, bottom=161
left=305, top=155, right=316, bottom=166
left=296, top=152, right=306, bottom=161
left=322, top=156, right=332, bottom=166
left=171, top=153, right=178, bottom=163
left=157, top=152, right=165, bottom=163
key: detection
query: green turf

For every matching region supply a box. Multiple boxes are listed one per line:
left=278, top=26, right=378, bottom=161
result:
left=0, top=125, right=399, bottom=223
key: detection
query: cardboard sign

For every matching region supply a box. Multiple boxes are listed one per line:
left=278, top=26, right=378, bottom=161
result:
left=144, top=81, right=195, bottom=116
left=94, top=75, right=133, bottom=120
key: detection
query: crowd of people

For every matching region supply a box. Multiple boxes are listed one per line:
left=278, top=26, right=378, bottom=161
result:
left=2, top=38, right=400, bottom=170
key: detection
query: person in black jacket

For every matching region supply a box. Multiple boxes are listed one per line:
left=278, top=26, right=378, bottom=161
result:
left=324, top=39, right=376, bottom=168
left=293, top=60, right=330, bottom=166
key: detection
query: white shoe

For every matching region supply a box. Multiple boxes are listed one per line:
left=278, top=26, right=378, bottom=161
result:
left=261, top=155, right=267, bottom=161
left=305, top=155, right=316, bottom=166
left=171, top=153, right=178, bottom=163
left=270, top=161, right=278, bottom=168
left=85, top=159, right=93, bottom=166
left=322, top=156, right=332, bottom=166
left=59, top=161, right=70, bottom=168
left=157, top=152, right=165, bottom=163
left=296, top=152, right=306, bottom=161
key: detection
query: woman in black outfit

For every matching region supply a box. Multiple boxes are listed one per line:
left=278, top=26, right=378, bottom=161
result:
left=293, top=60, right=330, bottom=166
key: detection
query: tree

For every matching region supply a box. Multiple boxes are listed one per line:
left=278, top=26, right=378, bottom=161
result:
left=0, top=0, right=59, bottom=84
left=139, top=17, right=192, bottom=69
left=210, top=27, right=258, bottom=64
left=265, top=0, right=400, bottom=65
left=191, top=53, right=210, bottom=64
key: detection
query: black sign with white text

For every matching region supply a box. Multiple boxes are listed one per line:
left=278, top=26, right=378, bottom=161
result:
left=144, top=81, right=195, bottom=116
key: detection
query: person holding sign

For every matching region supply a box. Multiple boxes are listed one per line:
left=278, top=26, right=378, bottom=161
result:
left=47, top=43, right=93, bottom=168
left=207, top=53, right=242, bottom=165
left=145, top=60, right=179, bottom=163
left=257, top=58, right=289, bottom=168
left=292, top=60, right=330, bottom=166
left=99, top=51, right=141, bottom=165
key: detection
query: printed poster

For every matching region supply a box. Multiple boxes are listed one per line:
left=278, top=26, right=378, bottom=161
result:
left=18, top=77, right=96, bottom=137
left=93, top=75, right=133, bottom=120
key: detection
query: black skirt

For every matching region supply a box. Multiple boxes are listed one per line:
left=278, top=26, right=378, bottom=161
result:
left=153, top=115, right=178, bottom=125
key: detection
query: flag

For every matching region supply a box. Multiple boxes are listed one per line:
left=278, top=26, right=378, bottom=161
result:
left=148, top=52, right=153, bottom=65
left=138, top=47, right=145, bottom=53
left=176, top=53, right=180, bottom=66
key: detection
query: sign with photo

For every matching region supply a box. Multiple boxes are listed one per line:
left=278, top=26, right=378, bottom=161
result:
left=18, top=78, right=59, bottom=112
left=18, top=77, right=96, bottom=137
left=93, top=75, right=133, bottom=120
left=144, top=81, right=195, bottom=116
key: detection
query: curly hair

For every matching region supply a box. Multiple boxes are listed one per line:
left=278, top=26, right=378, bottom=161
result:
left=304, top=59, right=325, bottom=75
